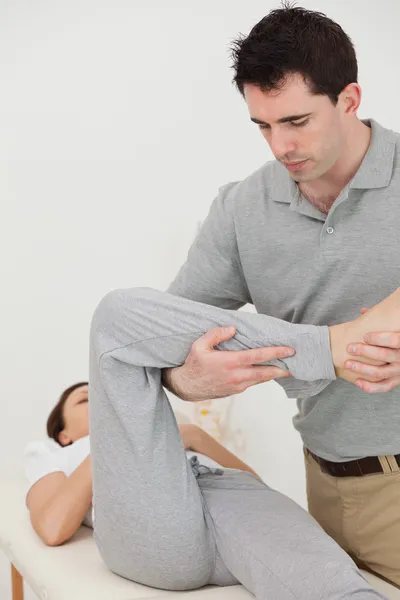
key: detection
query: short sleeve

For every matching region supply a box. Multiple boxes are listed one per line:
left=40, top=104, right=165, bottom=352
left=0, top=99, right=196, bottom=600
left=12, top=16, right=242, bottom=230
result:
left=24, top=440, right=66, bottom=491
left=167, top=182, right=252, bottom=309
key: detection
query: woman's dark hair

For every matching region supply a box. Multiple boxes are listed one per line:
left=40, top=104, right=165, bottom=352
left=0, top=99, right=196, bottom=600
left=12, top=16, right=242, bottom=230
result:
left=230, top=2, right=358, bottom=105
left=46, top=382, right=88, bottom=445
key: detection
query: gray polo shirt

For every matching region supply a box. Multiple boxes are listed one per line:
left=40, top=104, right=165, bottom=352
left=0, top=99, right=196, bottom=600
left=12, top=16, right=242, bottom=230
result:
left=167, top=118, right=400, bottom=462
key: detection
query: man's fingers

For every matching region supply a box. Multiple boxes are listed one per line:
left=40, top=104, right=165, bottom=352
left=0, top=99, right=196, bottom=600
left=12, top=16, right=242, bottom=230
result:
left=245, top=368, right=291, bottom=389
left=229, top=366, right=291, bottom=391
left=345, top=361, right=400, bottom=381
left=362, top=331, right=400, bottom=348
left=233, top=346, right=295, bottom=367
left=347, top=342, right=400, bottom=363
left=247, top=366, right=291, bottom=381
left=356, top=375, right=400, bottom=393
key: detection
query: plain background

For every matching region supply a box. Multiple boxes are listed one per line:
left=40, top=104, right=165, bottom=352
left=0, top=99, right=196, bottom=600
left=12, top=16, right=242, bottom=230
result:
left=1, top=1, right=400, bottom=597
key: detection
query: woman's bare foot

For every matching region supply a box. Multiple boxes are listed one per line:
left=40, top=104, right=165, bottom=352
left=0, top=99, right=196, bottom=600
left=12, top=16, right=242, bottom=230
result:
left=329, top=287, right=400, bottom=386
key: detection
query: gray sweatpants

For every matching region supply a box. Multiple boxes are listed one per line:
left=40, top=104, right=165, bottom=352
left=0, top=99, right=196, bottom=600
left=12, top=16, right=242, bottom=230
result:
left=88, top=287, right=387, bottom=600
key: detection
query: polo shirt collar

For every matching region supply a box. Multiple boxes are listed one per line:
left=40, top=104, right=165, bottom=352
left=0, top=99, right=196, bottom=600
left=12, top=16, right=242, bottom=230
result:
left=273, top=118, right=396, bottom=204
left=350, top=118, right=396, bottom=189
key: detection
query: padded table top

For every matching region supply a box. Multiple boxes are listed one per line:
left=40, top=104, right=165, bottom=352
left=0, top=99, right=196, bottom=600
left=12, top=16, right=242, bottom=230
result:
left=0, top=478, right=398, bottom=600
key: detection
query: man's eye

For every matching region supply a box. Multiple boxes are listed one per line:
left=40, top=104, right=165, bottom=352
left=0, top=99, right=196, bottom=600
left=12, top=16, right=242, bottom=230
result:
left=259, top=124, right=270, bottom=130
left=291, top=119, right=309, bottom=128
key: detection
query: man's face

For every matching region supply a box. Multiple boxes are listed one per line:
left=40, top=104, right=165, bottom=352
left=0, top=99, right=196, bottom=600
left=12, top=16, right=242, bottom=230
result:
left=243, top=74, right=346, bottom=182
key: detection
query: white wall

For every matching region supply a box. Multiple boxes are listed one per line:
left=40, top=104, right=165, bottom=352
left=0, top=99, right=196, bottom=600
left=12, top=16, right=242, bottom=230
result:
left=1, top=1, right=400, bottom=597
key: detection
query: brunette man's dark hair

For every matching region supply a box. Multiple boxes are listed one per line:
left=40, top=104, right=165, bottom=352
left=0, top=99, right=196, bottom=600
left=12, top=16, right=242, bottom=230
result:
left=230, top=2, right=358, bottom=105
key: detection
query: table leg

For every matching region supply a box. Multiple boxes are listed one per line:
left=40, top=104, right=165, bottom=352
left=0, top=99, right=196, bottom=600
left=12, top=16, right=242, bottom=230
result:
left=11, top=563, right=24, bottom=600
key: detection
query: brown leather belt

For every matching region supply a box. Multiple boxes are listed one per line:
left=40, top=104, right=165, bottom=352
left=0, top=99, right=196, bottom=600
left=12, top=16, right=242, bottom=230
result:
left=307, top=449, right=400, bottom=477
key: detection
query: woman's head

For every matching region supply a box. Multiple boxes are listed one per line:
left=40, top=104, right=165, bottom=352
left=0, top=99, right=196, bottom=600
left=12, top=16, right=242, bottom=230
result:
left=47, top=382, right=89, bottom=446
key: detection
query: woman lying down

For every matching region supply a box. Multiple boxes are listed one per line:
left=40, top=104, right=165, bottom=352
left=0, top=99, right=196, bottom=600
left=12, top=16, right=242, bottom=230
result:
left=26, top=287, right=393, bottom=600
left=25, top=381, right=258, bottom=543
left=24, top=381, right=385, bottom=600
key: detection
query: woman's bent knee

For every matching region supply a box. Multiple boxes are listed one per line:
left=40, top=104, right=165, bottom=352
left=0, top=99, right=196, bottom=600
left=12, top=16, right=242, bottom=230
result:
left=90, top=287, right=160, bottom=359
left=95, top=527, right=214, bottom=591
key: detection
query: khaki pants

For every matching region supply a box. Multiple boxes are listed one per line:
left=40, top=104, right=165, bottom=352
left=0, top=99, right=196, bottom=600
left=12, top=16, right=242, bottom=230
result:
left=304, top=448, right=400, bottom=588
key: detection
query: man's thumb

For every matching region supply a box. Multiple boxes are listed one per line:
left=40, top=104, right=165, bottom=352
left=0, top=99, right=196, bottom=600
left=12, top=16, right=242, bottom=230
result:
left=201, top=326, right=236, bottom=350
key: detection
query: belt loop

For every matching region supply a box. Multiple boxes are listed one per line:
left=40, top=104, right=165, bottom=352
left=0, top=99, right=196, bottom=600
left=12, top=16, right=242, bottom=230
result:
left=386, top=455, right=400, bottom=473
left=378, top=456, right=395, bottom=474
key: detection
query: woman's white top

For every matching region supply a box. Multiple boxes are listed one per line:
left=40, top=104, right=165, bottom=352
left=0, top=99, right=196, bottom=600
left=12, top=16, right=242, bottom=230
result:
left=24, top=435, right=223, bottom=528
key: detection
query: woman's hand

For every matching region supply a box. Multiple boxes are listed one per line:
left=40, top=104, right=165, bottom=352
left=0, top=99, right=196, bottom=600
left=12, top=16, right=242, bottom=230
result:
left=179, top=423, right=260, bottom=478
left=178, top=424, right=203, bottom=451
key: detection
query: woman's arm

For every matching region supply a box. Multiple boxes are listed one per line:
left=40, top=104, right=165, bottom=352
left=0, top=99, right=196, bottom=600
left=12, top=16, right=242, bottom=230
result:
left=27, top=424, right=256, bottom=547
left=26, top=455, right=92, bottom=546
left=179, top=424, right=260, bottom=478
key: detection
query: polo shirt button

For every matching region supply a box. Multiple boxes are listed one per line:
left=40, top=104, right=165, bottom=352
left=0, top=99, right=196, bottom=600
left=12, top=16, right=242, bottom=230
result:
left=326, top=226, right=334, bottom=234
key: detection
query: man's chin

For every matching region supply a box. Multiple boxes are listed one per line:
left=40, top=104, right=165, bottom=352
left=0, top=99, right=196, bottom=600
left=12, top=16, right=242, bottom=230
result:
left=290, top=170, right=315, bottom=182
left=289, top=164, right=321, bottom=183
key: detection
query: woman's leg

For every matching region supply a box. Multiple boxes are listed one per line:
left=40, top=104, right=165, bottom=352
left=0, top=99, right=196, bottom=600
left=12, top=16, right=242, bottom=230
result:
left=89, top=286, right=248, bottom=590
left=89, top=284, right=305, bottom=590
left=88, top=286, right=367, bottom=594
left=199, top=470, right=387, bottom=600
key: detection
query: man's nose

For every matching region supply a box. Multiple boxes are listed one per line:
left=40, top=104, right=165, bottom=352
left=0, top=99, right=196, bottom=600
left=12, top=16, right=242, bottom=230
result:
left=268, top=131, right=297, bottom=159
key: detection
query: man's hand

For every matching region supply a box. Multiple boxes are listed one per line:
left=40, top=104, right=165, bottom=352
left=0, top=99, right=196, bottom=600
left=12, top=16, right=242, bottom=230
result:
left=162, top=325, right=295, bottom=402
left=344, top=306, right=400, bottom=393
left=329, top=290, right=400, bottom=393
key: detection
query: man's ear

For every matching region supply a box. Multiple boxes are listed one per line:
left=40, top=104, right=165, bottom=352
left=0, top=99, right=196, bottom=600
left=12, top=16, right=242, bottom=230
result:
left=58, top=430, right=71, bottom=446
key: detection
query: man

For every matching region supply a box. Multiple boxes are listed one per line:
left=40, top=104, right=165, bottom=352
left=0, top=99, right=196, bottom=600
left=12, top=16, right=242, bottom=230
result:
left=162, top=4, right=400, bottom=588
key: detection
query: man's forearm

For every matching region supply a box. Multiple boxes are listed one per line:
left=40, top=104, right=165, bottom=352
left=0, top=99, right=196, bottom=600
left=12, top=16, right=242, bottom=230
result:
left=162, top=366, right=184, bottom=398
left=162, top=366, right=204, bottom=401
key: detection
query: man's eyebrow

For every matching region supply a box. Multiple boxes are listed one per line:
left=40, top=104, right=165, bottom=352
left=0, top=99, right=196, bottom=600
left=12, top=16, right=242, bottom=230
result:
left=250, top=113, right=312, bottom=126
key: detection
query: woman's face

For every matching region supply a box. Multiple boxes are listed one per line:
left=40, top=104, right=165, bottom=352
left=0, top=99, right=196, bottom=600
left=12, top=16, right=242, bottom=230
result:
left=59, top=384, right=89, bottom=446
